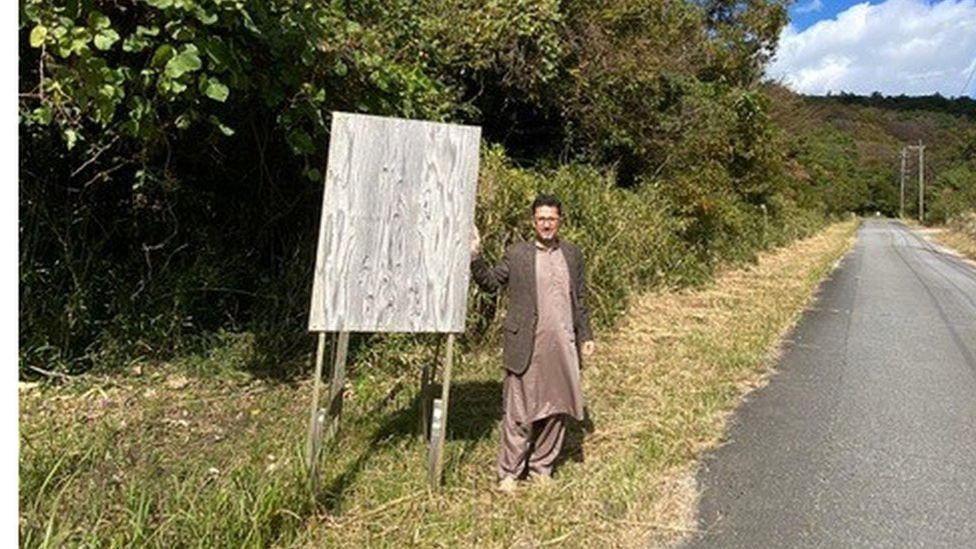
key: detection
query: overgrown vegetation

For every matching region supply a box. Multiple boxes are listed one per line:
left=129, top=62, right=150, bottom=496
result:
left=19, top=0, right=818, bottom=373
left=19, top=1, right=974, bottom=374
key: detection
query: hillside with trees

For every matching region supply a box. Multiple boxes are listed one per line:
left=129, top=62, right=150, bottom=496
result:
left=768, top=88, right=975, bottom=222
left=19, top=0, right=976, bottom=374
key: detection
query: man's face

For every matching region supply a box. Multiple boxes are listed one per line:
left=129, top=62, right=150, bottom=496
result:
left=532, top=205, right=561, bottom=244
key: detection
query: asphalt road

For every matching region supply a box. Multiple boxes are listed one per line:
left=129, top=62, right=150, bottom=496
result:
left=682, top=220, right=976, bottom=549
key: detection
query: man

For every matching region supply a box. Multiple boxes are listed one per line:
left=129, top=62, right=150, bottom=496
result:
left=470, top=194, right=596, bottom=492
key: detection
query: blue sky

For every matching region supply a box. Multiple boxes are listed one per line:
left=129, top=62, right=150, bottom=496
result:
left=768, top=0, right=976, bottom=97
left=788, top=0, right=870, bottom=31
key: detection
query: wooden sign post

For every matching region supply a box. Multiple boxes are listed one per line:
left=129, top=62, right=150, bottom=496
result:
left=305, top=332, right=327, bottom=471
left=427, top=333, right=455, bottom=488
left=306, top=112, right=480, bottom=488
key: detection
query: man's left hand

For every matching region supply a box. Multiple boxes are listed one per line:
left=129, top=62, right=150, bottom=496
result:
left=581, top=340, right=595, bottom=357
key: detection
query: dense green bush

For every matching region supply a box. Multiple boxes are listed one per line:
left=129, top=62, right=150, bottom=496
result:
left=926, top=127, right=976, bottom=223
left=928, top=165, right=976, bottom=223
left=471, top=146, right=691, bottom=330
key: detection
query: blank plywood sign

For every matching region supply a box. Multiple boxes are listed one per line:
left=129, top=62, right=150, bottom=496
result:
left=308, top=112, right=481, bottom=333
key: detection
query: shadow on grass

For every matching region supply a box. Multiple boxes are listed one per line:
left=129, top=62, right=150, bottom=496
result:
left=318, top=379, right=502, bottom=512
left=554, top=406, right=595, bottom=472
left=245, top=331, right=392, bottom=383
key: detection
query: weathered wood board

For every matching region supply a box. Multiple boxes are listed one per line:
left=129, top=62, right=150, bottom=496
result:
left=308, top=112, right=481, bottom=333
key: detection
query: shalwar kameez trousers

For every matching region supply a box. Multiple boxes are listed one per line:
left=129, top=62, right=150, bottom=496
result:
left=498, top=241, right=585, bottom=481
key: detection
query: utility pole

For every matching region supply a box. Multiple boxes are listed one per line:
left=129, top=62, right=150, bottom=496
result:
left=917, top=141, right=925, bottom=223
left=906, top=141, right=925, bottom=222
left=899, top=147, right=907, bottom=218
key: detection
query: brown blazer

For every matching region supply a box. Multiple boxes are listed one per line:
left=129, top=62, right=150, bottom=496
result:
left=471, top=239, right=593, bottom=375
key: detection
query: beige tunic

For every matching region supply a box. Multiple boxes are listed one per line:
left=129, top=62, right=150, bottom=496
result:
left=503, top=242, right=585, bottom=423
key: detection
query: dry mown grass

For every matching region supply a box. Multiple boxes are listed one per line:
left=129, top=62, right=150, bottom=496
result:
left=307, top=220, right=857, bottom=547
left=904, top=214, right=976, bottom=263
left=20, top=221, right=857, bottom=548
left=932, top=214, right=976, bottom=262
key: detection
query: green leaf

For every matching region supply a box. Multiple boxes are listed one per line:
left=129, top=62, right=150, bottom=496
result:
left=240, top=9, right=261, bottom=35
left=209, top=115, right=235, bottom=136
left=305, top=167, right=322, bottom=181
left=94, top=96, right=117, bottom=125
left=164, top=45, right=202, bottom=78
left=334, top=60, right=347, bottom=76
left=151, top=44, right=175, bottom=67
left=33, top=105, right=53, bottom=125
left=203, top=77, right=229, bottom=102
left=70, top=39, right=89, bottom=54
left=145, top=0, right=174, bottom=8
left=372, top=71, right=390, bottom=92
left=123, top=34, right=151, bottom=52
left=67, top=27, right=93, bottom=54
left=23, top=4, right=41, bottom=20
left=88, top=12, right=111, bottom=31
left=64, top=128, right=79, bottom=150
left=169, top=23, right=195, bottom=41
left=287, top=130, right=314, bottom=155
left=174, top=113, right=191, bottom=129
left=194, top=7, right=218, bottom=25
left=94, top=29, right=120, bottom=50
left=129, top=95, right=149, bottom=119
left=201, top=37, right=231, bottom=68
left=29, top=25, right=47, bottom=48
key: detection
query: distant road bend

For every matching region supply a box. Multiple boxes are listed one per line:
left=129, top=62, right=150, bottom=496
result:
left=683, top=219, right=976, bottom=548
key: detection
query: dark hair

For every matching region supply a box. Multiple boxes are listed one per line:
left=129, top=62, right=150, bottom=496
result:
left=531, top=193, right=562, bottom=216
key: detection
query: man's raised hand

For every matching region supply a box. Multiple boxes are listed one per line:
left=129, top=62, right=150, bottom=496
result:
left=471, top=224, right=481, bottom=256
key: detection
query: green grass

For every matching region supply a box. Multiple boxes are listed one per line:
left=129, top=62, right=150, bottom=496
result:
left=20, top=220, right=857, bottom=548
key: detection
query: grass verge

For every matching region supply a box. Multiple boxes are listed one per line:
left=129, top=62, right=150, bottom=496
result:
left=928, top=226, right=976, bottom=262
left=903, top=214, right=976, bottom=263
left=20, top=220, right=857, bottom=548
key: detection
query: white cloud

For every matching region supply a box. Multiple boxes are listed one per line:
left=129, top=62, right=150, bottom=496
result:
left=796, top=0, right=824, bottom=15
left=767, top=0, right=976, bottom=97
